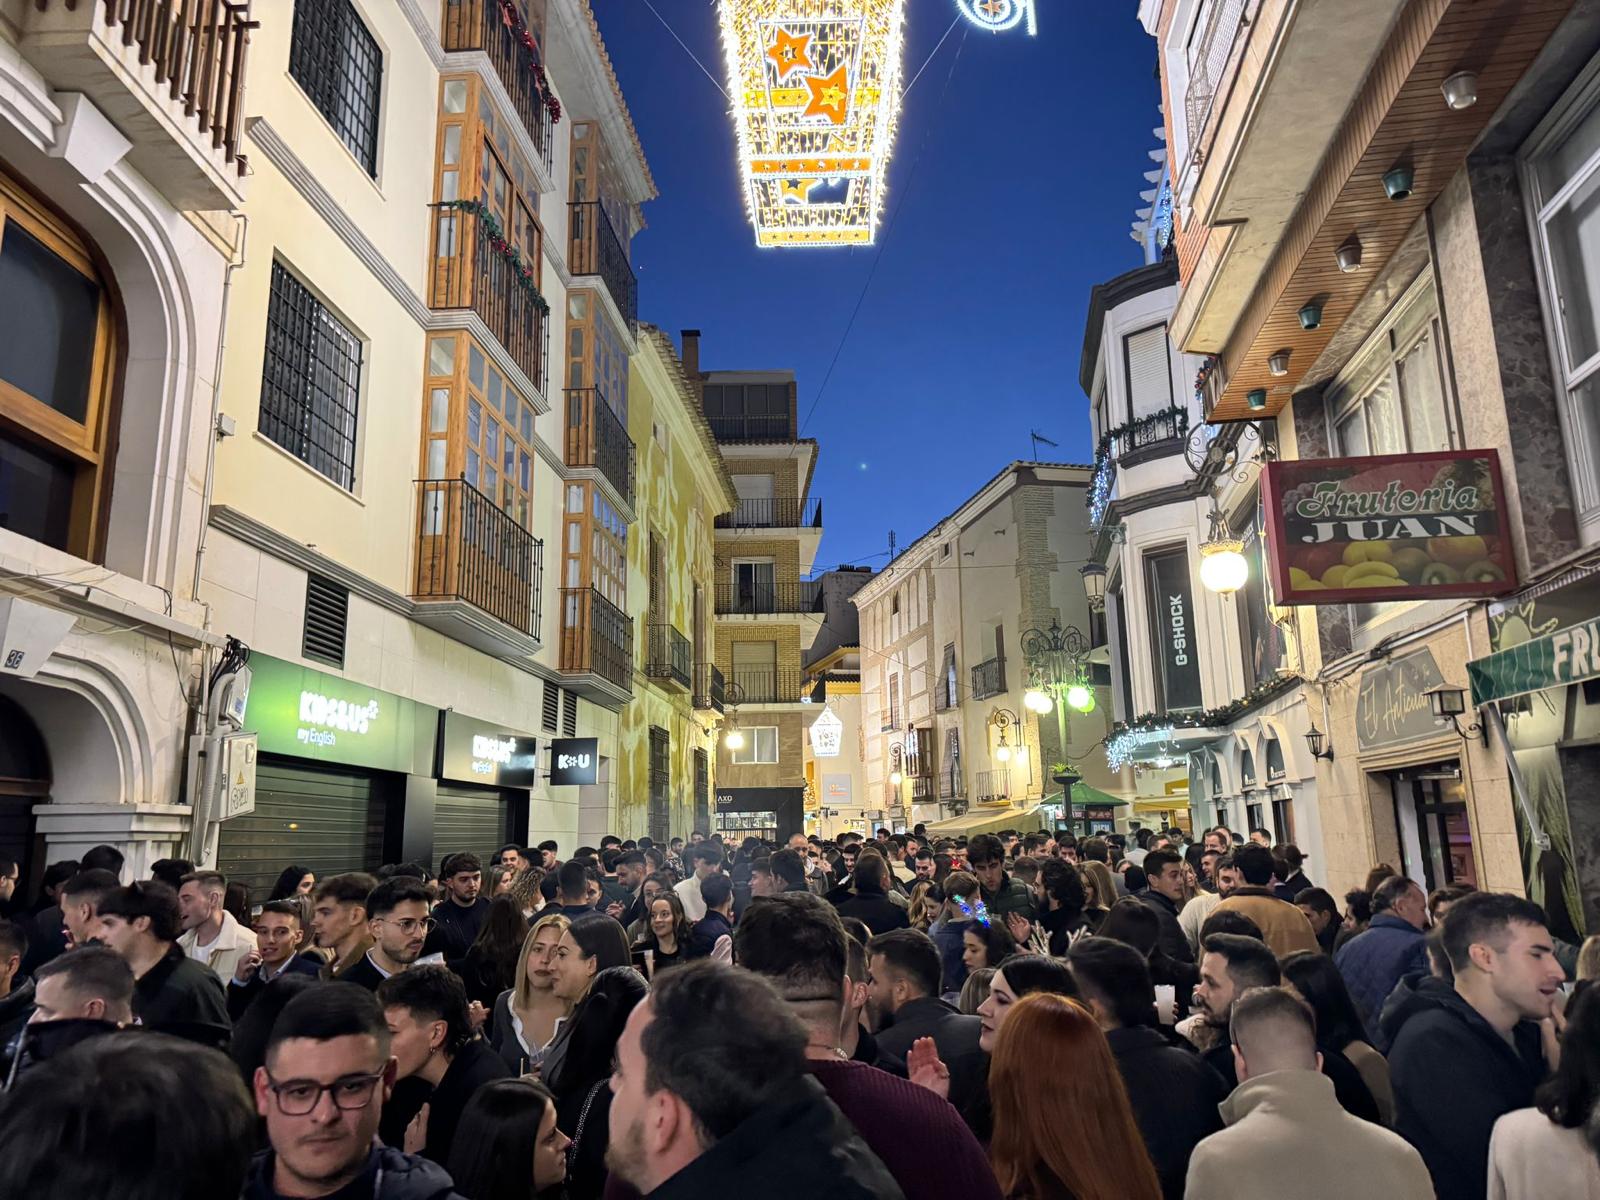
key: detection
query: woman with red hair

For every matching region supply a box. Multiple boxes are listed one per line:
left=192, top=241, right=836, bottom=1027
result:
left=988, top=992, right=1161, bottom=1200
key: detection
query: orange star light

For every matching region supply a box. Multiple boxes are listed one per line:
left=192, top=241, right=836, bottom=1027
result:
left=803, top=65, right=850, bottom=125
left=765, top=27, right=813, bottom=80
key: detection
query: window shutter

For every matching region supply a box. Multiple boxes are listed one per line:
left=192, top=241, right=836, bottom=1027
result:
left=541, top=681, right=560, bottom=732
left=302, top=575, right=349, bottom=668
left=1125, top=324, right=1172, bottom=419
left=561, top=689, right=578, bottom=737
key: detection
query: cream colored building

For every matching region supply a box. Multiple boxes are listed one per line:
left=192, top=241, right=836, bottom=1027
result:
left=195, top=0, right=656, bottom=890
left=853, top=464, right=1121, bottom=836
left=0, top=0, right=248, bottom=882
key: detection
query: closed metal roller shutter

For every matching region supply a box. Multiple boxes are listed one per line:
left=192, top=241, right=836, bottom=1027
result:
left=218, top=758, right=386, bottom=901
left=434, top=784, right=513, bottom=870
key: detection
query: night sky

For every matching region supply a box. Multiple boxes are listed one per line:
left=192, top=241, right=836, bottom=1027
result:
left=593, top=0, right=1161, bottom=569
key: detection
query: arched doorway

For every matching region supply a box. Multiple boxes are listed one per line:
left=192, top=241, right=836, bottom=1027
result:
left=0, top=693, right=49, bottom=896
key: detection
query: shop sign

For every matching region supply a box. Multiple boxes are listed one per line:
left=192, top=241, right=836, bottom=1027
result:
left=1356, top=648, right=1450, bottom=753
left=809, top=706, right=843, bottom=758
left=1144, top=548, right=1203, bottom=711
left=548, top=737, right=599, bottom=786
left=823, top=774, right=853, bottom=804
left=1469, top=617, right=1600, bottom=706
left=438, top=713, right=537, bottom=788
left=1263, top=451, right=1516, bottom=605
left=244, top=655, right=430, bottom=773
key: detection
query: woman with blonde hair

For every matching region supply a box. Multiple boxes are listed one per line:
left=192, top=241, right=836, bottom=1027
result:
left=507, top=866, right=546, bottom=920
left=989, top=992, right=1162, bottom=1200
left=1079, top=861, right=1118, bottom=922
left=487, top=912, right=571, bottom=1074
left=907, top=879, right=940, bottom=932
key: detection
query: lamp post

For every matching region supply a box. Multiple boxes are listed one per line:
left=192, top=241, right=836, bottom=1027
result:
left=1019, top=618, right=1093, bottom=819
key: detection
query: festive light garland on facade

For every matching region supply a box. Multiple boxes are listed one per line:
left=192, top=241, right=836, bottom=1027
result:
left=1106, top=675, right=1303, bottom=770
left=718, top=0, right=907, bottom=248
left=437, top=198, right=551, bottom=314
left=1085, top=406, right=1191, bottom=526
left=496, top=0, right=562, bottom=124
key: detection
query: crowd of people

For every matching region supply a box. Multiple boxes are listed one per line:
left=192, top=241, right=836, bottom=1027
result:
left=0, top=821, right=1594, bottom=1200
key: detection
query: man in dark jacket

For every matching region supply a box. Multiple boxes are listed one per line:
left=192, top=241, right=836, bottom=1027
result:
left=605, top=960, right=904, bottom=1200
left=864, top=928, right=987, bottom=1115
left=1334, top=874, right=1429, bottom=1048
left=247, top=983, right=464, bottom=1199
left=0, top=919, right=34, bottom=1056
left=688, top=874, right=735, bottom=960
left=1194, top=933, right=1380, bottom=1123
left=1069, top=937, right=1226, bottom=1200
left=95, top=880, right=229, bottom=1046
left=1389, top=893, right=1561, bottom=1200
left=227, top=901, right=325, bottom=1020
left=1136, top=849, right=1196, bottom=968
left=833, top=856, right=909, bottom=936
left=430, top=853, right=489, bottom=964
left=967, top=833, right=1034, bottom=922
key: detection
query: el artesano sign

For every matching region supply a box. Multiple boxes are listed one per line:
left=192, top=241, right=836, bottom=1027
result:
left=1263, top=451, right=1516, bottom=606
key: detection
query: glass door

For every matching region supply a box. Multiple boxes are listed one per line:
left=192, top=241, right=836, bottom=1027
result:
left=1391, top=764, right=1475, bottom=890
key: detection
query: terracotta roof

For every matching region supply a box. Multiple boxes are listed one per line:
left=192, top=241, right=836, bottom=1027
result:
left=581, top=0, right=658, bottom=201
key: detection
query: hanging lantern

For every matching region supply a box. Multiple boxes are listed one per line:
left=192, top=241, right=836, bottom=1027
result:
left=718, top=0, right=908, bottom=247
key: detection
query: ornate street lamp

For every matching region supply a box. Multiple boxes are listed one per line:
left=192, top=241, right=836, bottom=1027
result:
left=1199, top=496, right=1249, bottom=595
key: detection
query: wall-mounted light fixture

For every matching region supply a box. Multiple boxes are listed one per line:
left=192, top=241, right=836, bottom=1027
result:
left=1425, top=684, right=1486, bottom=744
left=1268, top=350, right=1292, bottom=377
left=1199, top=496, right=1248, bottom=595
left=1080, top=560, right=1107, bottom=612
left=1441, top=70, right=1479, bottom=111
left=1383, top=165, right=1415, bottom=201
left=1336, top=236, right=1364, bottom=273
left=1298, top=301, right=1323, bottom=331
left=1304, top=724, right=1335, bottom=762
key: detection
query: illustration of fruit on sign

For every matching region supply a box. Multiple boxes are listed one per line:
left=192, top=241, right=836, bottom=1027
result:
left=1261, top=451, right=1516, bottom=606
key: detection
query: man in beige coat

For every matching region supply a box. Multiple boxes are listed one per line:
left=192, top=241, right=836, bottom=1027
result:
left=1186, top=986, right=1434, bottom=1200
left=1212, top=844, right=1319, bottom=958
left=176, top=870, right=257, bottom=983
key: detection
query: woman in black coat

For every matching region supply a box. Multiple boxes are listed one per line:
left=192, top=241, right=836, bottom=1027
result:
left=545, top=965, right=648, bottom=1200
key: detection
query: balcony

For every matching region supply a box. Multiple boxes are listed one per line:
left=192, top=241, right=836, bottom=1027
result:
left=569, top=200, right=637, bottom=332
left=560, top=587, right=633, bottom=695
left=726, top=667, right=805, bottom=704
left=910, top=777, right=936, bottom=803
left=646, top=623, right=691, bottom=691
left=25, top=0, right=256, bottom=211
left=413, top=478, right=543, bottom=651
left=975, top=769, right=1012, bottom=804
left=564, top=388, right=634, bottom=506
left=970, top=657, right=1006, bottom=700
left=709, top=415, right=795, bottom=442
left=715, top=580, right=822, bottom=616
left=694, top=663, right=726, bottom=713
left=430, top=202, right=549, bottom=394
left=939, top=768, right=962, bottom=800
left=715, top=497, right=822, bottom=530
left=440, top=0, right=552, bottom=172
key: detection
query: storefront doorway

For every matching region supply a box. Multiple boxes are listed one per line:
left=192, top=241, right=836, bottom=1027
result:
left=1389, top=762, right=1476, bottom=891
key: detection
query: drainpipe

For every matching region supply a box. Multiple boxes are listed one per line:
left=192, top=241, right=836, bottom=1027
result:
left=191, top=213, right=249, bottom=606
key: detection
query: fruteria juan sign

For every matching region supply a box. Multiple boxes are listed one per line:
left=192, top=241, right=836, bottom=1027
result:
left=1262, top=450, right=1516, bottom=606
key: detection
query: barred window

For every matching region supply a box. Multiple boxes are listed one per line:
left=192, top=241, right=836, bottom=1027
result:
left=260, top=261, right=362, bottom=490
left=649, top=726, right=670, bottom=842
left=290, top=0, right=383, bottom=175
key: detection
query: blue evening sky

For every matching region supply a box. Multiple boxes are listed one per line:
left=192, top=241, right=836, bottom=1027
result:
left=593, top=1, right=1161, bottom=570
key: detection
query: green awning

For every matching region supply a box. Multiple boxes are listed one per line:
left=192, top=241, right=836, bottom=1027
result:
left=1468, top=617, right=1600, bottom=705
left=1069, top=782, right=1127, bottom=807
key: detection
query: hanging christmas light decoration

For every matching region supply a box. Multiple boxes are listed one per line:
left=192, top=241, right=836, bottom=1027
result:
left=718, top=0, right=908, bottom=248
left=955, top=0, right=1036, bottom=35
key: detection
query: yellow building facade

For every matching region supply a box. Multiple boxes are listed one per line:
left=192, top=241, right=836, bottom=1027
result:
left=616, top=328, right=737, bottom=839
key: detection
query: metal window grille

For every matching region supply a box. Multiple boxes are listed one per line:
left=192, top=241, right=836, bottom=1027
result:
left=541, top=680, right=560, bottom=732
left=303, top=575, right=349, bottom=668
left=648, top=726, right=670, bottom=842
left=561, top=688, right=578, bottom=737
left=289, top=0, right=384, bottom=175
left=260, top=262, right=362, bottom=489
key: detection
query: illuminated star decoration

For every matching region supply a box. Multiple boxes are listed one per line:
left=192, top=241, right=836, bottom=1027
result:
left=765, top=26, right=813, bottom=79
left=803, top=64, right=850, bottom=125
left=956, top=0, right=1037, bottom=34
left=780, top=177, right=820, bottom=203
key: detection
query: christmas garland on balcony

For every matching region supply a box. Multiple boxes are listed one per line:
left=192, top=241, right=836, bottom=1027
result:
left=497, top=0, right=562, bottom=125
left=1111, top=675, right=1305, bottom=740
left=437, top=198, right=551, bottom=316
left=1085, top=405, right=1191, bottom=525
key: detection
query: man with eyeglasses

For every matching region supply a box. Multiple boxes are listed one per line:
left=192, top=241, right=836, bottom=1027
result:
left=340, top=879, right=434, bottom=992
left=247, top=982, right=464, bottom=1199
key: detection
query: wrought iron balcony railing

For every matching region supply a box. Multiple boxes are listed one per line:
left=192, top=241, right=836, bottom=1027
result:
left=975, top=769, right=1012, bottom=803
left=568, top=200, right=637, bottom=331
left=564, top=387, right=635, bottom=504
left=715, top=496, right=823, bottom=530
left=413, top=478, right=543, bottom=637
left=726, top=667, right=805, bottom=704
left=970, top=656, right=1006, bottom=700
left=430, top=203, right=549, bottom=392
left=440, top=0, right=553, bottom=171
left=694, top=663, right=725, bottom=713
left=559, top=587, right=633, bottom=692
left=714, top=580, right=822, bottom=615
left=646, top=623, right=691, bottom=690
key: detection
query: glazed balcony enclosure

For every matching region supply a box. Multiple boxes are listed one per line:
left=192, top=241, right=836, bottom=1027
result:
left=412, top=478, right=543, bottom=654
left=569, top=199, right=637, bottom=331
left=430, top=202, right=549, bottom=395
left=559, top=586, right=633, bottom=694
left=564, top=387, right=635, bottom=506
left=440, top=0, right=553, bottom=172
